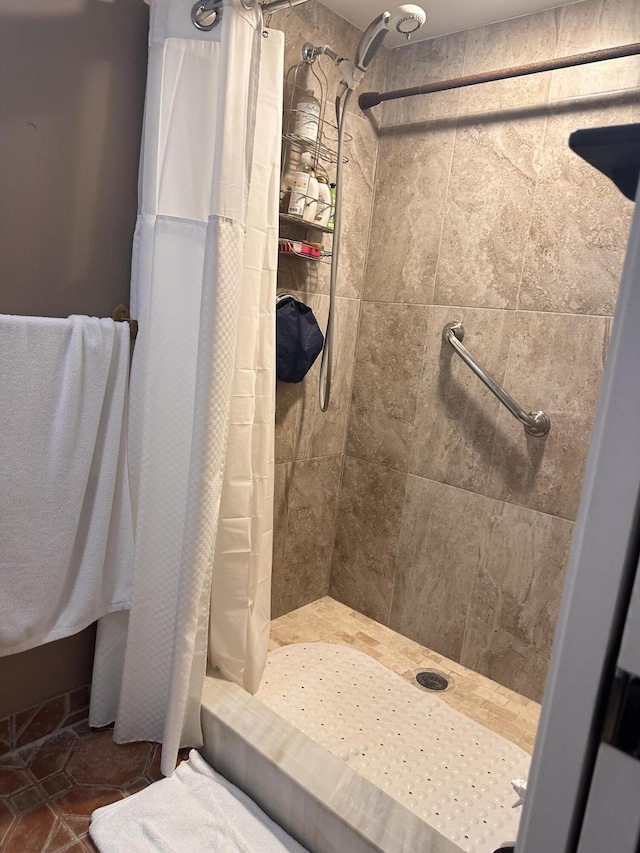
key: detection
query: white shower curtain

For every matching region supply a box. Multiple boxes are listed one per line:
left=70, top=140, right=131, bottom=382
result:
left=90, top=0, right=282, bottom=776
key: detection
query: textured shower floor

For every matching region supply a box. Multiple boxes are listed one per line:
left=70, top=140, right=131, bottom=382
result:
left=257, top=643, right=529, bottom=853
left=269, top=597, right=540, bottom=752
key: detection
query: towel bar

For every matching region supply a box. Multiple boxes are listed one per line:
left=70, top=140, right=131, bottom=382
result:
left=112, top=304, right=138, bottom=340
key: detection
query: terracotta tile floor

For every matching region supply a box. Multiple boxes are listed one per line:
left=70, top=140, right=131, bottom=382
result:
left=0, top=720, right=185, bottom=852
left=270, top=596, right=541, bottom=753
left=1, top=687, right=92, bottom=757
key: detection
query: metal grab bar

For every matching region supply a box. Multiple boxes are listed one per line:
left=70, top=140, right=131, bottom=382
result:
left=443, top=322, right=550, bottom=437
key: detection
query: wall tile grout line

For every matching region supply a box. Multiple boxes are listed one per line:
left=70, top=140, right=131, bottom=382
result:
left=356, top=297, right=618, bottom=320
left=342, top=448, right=581, bottom=525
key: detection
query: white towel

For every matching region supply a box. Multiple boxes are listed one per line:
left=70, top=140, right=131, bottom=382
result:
left=90, top=750, right=309, bottom=853
left=0, top=314, right=134, bottom=655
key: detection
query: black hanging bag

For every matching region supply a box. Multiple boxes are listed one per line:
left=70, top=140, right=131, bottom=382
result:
left=276, top=295, right=324, bottom=383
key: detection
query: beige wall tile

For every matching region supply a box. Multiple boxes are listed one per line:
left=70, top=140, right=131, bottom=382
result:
left=329, top=563, right=396, bottom=626
left=518, top=98, right=637, bottom=315
left=279, top=1, right=328, bottom=88
left=337, top=114, right=379, bottom=300
left=550, top=0, right=640, bottom=100
left=271, top=463, right=290, bottom=620
left=293, top=292, right=359, bottom=460
left=347, top=301, right=430, bottom=469
left=332, top=456, right=407, bottom=581
left=459, top=9, right=561, bottom=115
left=487, top=311, right=609, bottom=519
left=280, top=456, right=342, bottom=614
left=410, top=305, right=512, bottom=493
left=359, top=47, right=389, bottom=128
left=364, top=123, right=457, bottom=304
left=434, top=113, right=546, bottom=309
left=382, top=32, right=467, bottom=126
left=330, top=457, right=407, bottom=623
left=275, top=381, right=300, bottom=464
left=390, top=477, right=489, bottom=661
left=459, top=494, right=574, bottom=704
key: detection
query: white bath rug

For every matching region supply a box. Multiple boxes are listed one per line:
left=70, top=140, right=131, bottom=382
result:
left=89, top=749, right=309, bottom=853
left=256, top=643, right=531, bottom=853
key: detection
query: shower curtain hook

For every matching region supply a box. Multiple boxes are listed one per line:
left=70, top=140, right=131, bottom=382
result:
left=191, top=0, right=222, bottom=31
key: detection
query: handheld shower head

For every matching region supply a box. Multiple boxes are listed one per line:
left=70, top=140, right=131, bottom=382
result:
left=355, top=5, right=426, bottom=72
left=389, top=4, right=427, bottom=36
left=304, top=4, right=426, bottom=93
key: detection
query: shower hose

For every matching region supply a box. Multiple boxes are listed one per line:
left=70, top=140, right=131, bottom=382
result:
left=318, top=87, right=353, bottom=412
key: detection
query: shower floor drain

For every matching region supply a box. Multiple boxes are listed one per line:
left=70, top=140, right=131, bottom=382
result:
left=415, top=669, right=450, bottom=692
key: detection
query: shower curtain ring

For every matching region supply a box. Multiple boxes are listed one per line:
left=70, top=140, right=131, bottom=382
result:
left=191, top=0, right=222, bottom=31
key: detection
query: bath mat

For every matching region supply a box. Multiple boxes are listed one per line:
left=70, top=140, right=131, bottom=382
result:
left=89, top=749, right=309, bottom=853
left=256, top=643, right=531, bottom=853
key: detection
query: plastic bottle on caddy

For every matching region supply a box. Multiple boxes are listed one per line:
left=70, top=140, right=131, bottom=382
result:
left=293, top=89, right=321, bottom=144
left=314, top=176, right=333, bottom=229
left=303, top=167, right=320, bottom=223
left=326, top=182, right=337, bottom=231
left=287, top=152, right=314, bottom=218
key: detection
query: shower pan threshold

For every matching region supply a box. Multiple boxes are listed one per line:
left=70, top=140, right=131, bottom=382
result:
left=256, top=643, right=529, bottom=853
left=201, top=599, right=539, bottom=853
left=201, top=673, right=459, bottom=853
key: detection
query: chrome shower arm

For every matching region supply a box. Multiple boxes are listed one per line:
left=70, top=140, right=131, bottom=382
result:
left=302, top=43, right=361, bottom=90
left=302, top=43, right=344, bottom=64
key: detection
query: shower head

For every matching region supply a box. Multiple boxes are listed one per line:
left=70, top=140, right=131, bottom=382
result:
left=355, top=5, right=427, bottom=72
left=303, top=4, right=426, bottom=93
left=390, top=4, right=427, bottom=35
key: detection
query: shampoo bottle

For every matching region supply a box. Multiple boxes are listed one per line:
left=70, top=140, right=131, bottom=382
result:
left=303, top=168, right=320, bottom=223
left=287, top=152, right=314, bottom=218
left=314, top=176, right=333, bottom=229
left=327, top=182, right=337, bottom=232
left=293, top=90, right=321, bottom=144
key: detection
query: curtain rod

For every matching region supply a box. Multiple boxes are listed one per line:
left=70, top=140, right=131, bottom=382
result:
left=260, top=0, right=312, bottom=12
left=359, top=42, right=640, bottom=111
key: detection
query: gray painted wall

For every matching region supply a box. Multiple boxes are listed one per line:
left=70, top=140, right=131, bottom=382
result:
left=0, top=0, right=148, bottom=318
left=0, top=0, right=148, bottom=716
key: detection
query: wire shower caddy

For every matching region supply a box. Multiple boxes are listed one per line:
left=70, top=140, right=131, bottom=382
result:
left=278, top=55, right=351, bottom=264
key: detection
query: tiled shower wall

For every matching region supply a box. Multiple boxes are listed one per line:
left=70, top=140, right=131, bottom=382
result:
left=270, top=3, right=385, bottom=617
left=330, top=0, right=640, bottom=702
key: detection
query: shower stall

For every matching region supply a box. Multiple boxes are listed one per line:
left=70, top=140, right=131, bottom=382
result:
left=270, top=0, right=636, bottom=695
left=208, top=0, right=640, bottom=852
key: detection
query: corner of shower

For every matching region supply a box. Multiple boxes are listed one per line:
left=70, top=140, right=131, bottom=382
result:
left=277, top=5, right=427, bottom=413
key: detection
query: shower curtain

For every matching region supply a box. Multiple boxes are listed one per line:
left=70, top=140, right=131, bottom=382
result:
left=90, top=0, right=282, bottom=776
